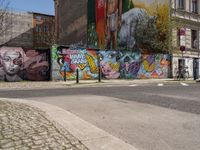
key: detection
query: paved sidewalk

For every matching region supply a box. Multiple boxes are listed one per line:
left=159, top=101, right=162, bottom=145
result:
left=0, top=100, right=88, bottom=150
left=0, top=78, right=196, bottom=90
left=1, top=98, right=137, bottom=150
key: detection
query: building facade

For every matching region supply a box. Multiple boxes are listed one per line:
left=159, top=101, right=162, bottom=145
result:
left=0, top=11, right=33, bottom=48
left=171, top=0, right=200, bottom=79
left=54, top=0, right=200, bottom=79
left=0, top=11, right=55, bottom=49
left=54, top=0, right=87, bottom=46
left=33, top=13, right=55, bottom=49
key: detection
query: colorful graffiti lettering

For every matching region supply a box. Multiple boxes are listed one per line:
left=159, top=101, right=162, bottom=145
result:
left=54, top=48, right=99, bottom=80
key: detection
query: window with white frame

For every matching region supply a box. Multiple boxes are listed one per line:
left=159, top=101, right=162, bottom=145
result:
left=178, top=0, right=185, bottom=9
left=192, top=0, right=198, bottom=13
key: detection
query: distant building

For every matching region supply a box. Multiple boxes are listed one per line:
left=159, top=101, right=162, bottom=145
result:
left=33, top=12, right=55, bottom=49
left=0, top=11, right=55, bottom=49
left=171, top=0, right=200, bottom=79
left=54, top=0, right=200, bottom=79
left=54, top=0, right=87, bottom=46
left=0, top=11, right=33, bottom=48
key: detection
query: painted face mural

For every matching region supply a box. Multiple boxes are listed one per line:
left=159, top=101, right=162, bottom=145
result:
left=98, top=51, right=120, bottom=79
left=2, top=51, right=22, bottom=75
left=0, top=46, right=50, bottom=82
left=0, top=47, right=23, bottom=82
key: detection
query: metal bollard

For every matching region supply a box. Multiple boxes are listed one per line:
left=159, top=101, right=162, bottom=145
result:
left=76, top=69, right=79, bottom=84
left=98, top=67, right=101, bottom=82
left=64, top=68, right=66, bottom=82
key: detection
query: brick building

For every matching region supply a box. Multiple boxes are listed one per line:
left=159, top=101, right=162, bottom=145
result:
left=54, top=0, right=87, bottom=46
left=33, top=13, right=55, bottom=49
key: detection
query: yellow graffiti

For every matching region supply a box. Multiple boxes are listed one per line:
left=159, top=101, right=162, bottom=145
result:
left=143, top=60, right=156, bottom=72
left=109, top=62, right=120, bottom=71
left=85, top=54, right=98, bottom=73
left=78, top=64, right=87, bottom=70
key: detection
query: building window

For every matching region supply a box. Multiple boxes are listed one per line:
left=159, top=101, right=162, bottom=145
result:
left=44, top=25, right=48, bottom=32
left=35, top=16, right=42, bottom=21
left=191, top=29, right=198, bottom=49
left=192, top=0, right=198, bottom=13
left=177, top=29, right=181, bottom=46
left=178, top=0, right=185, bottom=9
left=36, top=24, right=41, bottom=32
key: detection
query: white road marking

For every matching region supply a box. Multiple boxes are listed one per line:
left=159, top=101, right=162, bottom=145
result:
left=129, top=84, right=137, bottom=87
left=157, top=83, right=164, bottom=86
left=181, top=83, right=189, bottom=86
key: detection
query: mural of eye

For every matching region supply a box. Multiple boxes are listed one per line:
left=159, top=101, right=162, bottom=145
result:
left=13, top=58, right=22, bottom=66
left=3, top=57, right=10, bottom=62
left=109, top=53, right=115, bottom=59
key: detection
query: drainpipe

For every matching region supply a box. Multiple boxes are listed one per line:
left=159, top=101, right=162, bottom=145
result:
left=198, top=29, right=200, bottom=79
left=169, top=0, right=173, bottom=78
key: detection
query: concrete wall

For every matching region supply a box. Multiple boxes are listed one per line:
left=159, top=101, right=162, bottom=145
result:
left=0, top=12, right=33, bottom=48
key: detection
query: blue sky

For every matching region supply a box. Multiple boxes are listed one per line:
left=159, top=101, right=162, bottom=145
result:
left=9, top=0, right=54, bottom=15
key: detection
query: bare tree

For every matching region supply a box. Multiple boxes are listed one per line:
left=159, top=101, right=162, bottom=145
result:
left=0, top=0, right=12, bottom=36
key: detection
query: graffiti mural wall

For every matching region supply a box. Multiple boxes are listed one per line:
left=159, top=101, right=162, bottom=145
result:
left=138, top=54, right=170, bottom=79
left=118, top=51, right=141, bottom=79
left=52, top=46, right=170, bottom=80
left=0, top=46, right=50, bottom=82
left=52, top=47, right=99, bottom=80
left=87, top=0, right=169, bottom=52
left=99, top=51, right=120, bottom=79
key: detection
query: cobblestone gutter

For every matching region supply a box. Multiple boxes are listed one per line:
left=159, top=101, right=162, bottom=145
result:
left=0, top=100, right=89, bottom=150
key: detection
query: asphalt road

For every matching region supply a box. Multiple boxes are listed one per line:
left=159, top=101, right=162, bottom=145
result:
left=1, top=82, right=200, bottom=150
left=1, top=82, right=200, bottom=114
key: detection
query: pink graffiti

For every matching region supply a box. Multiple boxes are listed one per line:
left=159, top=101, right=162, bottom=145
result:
left=100, top=61, right=120, bottom=79
left=23, top=50, right=49, bottom=81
